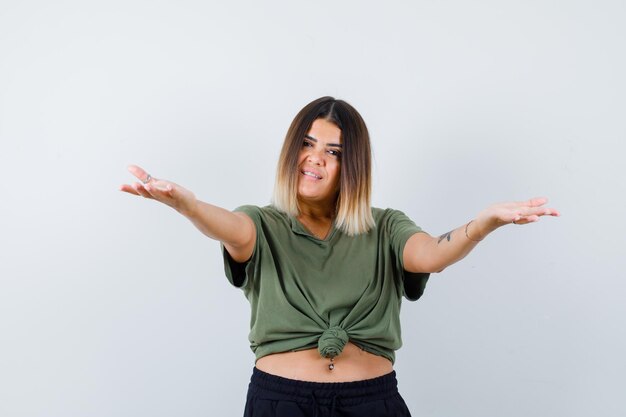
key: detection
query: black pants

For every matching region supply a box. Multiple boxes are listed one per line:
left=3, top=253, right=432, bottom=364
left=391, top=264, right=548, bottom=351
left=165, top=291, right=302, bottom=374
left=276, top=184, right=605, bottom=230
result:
left=243, top=368, right=412, bottom=417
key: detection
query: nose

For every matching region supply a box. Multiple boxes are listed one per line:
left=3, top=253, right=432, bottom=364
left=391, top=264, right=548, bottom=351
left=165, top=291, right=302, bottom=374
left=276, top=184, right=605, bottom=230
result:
left=307, top=147, right=325, bottom=166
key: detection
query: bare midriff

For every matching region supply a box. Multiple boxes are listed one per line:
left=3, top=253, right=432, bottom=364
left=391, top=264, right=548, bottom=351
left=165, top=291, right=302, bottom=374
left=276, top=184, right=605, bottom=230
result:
left=255, top=342, right=393, bottom=383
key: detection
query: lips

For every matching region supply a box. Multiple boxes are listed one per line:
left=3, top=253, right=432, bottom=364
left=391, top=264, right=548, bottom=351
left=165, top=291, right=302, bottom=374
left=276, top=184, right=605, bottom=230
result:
left=301, top=169, right=323, bottom=180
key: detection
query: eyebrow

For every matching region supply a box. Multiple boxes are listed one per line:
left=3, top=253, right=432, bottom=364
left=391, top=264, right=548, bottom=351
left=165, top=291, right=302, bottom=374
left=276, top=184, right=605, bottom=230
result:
left=305, top=134, right=343, bottom=148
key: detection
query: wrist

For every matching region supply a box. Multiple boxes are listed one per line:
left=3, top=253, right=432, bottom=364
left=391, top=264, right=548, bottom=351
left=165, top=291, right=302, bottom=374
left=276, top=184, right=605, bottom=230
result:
left=465, top=219, right=490, bottom=242
left=179, top=197, right=199, bottom=219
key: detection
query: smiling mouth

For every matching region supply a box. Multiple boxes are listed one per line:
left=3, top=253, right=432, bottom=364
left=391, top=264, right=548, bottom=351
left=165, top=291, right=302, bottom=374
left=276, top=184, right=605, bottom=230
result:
left=301, top=170, right=322, bottom=180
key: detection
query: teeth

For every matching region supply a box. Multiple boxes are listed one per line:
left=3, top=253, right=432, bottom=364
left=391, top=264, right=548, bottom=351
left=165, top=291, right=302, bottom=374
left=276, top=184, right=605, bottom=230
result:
left=303, top=171, right=321, bottom=179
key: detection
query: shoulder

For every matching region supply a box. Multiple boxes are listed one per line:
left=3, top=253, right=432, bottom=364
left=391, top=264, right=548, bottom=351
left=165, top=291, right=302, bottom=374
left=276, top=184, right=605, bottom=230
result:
left=371, top=207, right=415, bottom=225
left=370, top=207, right=424, bottom=240
left=234, top=204, right=282, bottom=217
left=234, top=204, right=291, bottom=229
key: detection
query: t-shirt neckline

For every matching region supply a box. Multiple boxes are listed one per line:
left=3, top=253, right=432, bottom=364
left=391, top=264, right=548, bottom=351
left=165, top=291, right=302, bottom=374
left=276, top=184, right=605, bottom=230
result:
left=290, top=216, right=338, bottom=242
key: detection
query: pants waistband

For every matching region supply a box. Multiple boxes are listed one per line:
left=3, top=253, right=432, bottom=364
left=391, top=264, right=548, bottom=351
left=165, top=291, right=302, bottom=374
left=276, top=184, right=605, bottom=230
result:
left=249, top=367, right=400, bottom=407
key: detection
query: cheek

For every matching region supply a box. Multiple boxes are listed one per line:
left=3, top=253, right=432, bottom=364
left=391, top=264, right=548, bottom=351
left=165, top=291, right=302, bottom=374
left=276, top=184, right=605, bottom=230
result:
left=330, top=163, right=341, bottom=184
left=297, top=150, right=308, bottom=165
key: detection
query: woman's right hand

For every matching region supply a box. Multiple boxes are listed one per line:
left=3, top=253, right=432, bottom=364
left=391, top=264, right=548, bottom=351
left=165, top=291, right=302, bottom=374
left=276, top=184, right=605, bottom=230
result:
left=120, top=165, right=198, bottom=217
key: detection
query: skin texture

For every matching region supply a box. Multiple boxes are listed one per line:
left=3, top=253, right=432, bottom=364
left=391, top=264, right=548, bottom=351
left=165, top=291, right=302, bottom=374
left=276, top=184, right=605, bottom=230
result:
left=120, top=118, right=560, bottom=381
left=402, top=197, right=559, bottom=274
left=119, top=165, right=256, bottom=263
left=120, top=140, right=560, bottom=274
left=295, top=118, right=343, bottom=239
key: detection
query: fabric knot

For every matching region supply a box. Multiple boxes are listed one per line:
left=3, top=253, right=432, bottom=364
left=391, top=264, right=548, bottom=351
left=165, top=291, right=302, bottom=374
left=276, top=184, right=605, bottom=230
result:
left=318, top=326, right=348, bottom=358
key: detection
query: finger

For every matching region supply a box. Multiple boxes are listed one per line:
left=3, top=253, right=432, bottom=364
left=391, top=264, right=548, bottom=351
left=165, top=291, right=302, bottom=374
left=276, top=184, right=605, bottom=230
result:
left=511, top=215, right=537, bottom=225
left=519, top=206, right=560, bottom=218
left=503, top=197, right=548, bottom=210
left=525, top=196, right=548, bottom=207
left=132, top=182, right=154, bottom=199
left=144, top=182, right=175, bottom=201
left=146, top=180, right=171, bottom=192
left=119, top=184, right=140, bottom=196
left=546, top=207, right=560, bottom=217
left=127, top=164, right=153, bottom=184
left=531, top=208, right=560, bottom=218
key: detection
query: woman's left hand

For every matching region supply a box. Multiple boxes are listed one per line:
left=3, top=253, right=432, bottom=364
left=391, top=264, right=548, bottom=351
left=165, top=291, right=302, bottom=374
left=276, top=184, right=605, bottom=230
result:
left=404, top=197, right=560, bottom=273
left=473, top=197, right=560, bottom=238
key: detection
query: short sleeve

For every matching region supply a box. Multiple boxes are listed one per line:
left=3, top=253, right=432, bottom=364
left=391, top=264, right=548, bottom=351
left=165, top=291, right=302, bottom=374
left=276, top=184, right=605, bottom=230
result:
left=221, top=205, right=261, bottom=289
left=385, top=209, right=430, bottom=301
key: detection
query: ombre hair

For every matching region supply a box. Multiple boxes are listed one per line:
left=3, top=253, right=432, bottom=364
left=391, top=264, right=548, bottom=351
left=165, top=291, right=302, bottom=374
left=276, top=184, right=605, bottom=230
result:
left=272, top=97, right=374, bottom=236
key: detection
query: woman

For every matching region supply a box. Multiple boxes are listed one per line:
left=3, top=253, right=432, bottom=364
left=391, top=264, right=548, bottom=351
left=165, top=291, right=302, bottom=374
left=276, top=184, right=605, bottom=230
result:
left=120, top=96, right=559, bottom=416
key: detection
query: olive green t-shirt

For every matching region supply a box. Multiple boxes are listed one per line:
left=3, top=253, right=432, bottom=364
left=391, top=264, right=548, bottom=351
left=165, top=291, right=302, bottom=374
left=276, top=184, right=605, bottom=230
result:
left=222, top=205, right=429, bottom=364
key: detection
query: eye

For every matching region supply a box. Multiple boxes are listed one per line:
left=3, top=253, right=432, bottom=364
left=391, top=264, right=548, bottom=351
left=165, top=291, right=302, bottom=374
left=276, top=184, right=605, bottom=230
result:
left=328, top=149, right=342, bottom=158
left=303, top=140, right=313, bottom=147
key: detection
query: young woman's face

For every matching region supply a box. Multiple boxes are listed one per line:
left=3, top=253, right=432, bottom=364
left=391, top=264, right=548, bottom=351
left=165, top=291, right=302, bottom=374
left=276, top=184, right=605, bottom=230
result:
left=297, top=118, right=343, bottom=208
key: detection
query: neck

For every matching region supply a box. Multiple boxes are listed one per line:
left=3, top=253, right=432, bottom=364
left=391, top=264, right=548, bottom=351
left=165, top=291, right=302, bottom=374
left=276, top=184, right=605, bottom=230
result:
left=298, top=200, right=336, bottom=221
left=296, top=201, right=336, bottom=240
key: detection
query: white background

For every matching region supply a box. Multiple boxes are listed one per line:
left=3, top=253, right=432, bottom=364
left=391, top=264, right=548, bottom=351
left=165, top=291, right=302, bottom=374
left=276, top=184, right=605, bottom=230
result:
left=1, top=1, right=624, bottom=416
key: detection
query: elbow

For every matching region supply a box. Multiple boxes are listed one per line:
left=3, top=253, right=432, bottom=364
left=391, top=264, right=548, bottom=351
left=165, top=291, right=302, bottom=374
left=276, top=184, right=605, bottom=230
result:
left=428, top=259, right=449, bottom=274
left=412, top=260, right=447, bottom=274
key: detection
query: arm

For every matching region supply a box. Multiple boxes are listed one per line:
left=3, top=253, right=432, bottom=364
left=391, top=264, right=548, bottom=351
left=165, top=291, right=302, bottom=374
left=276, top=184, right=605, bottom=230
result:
left=403, top=197, right=560, bottom=273
left=120, top=165, right=255, bottom=262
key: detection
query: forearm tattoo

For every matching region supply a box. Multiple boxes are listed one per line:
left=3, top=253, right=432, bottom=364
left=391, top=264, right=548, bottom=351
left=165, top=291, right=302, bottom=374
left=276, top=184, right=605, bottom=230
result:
left=438, top=231, right=452, bottom=244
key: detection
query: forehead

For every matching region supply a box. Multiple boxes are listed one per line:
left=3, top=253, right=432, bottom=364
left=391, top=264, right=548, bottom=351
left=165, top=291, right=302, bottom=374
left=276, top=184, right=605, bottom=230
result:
left=307, top=118, right=342, bottom=145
